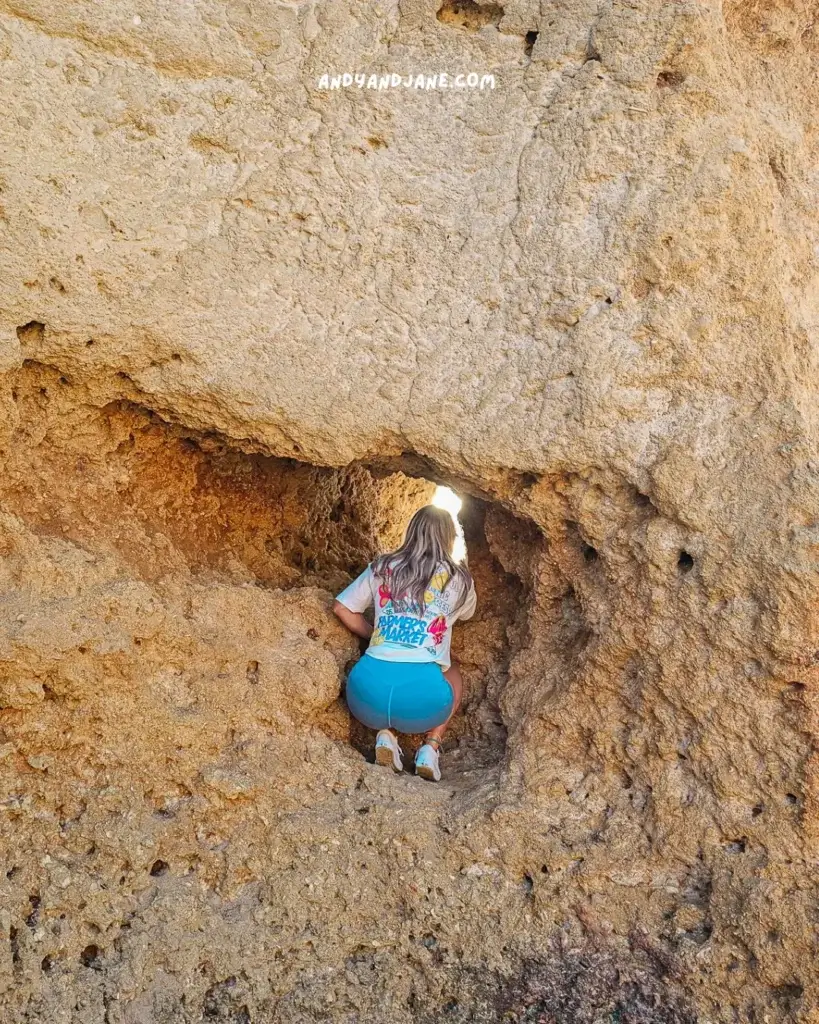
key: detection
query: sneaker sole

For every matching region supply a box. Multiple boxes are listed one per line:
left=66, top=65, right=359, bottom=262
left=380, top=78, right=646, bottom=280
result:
left=415, top=763, right=440, bottom=782
left=375, top=745, right=402, bottom=772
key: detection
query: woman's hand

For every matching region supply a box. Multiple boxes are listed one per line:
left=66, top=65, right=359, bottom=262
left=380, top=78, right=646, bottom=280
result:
left=333, top=601, right=373, bottom=640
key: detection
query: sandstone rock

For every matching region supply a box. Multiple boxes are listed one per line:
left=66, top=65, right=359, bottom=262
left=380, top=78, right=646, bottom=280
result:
left=0, top=0, right=817, bottom=1021
left=199, top=766, right=257, bottom=801
left=25, top=754, right=53, bottom=771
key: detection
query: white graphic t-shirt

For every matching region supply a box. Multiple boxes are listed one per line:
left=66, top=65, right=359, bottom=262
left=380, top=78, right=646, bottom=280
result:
left=335, top=563, right=477, bottom=669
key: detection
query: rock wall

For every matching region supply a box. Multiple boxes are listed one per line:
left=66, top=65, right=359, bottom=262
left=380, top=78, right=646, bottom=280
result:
left=0, top=0, right=818, bottom=1021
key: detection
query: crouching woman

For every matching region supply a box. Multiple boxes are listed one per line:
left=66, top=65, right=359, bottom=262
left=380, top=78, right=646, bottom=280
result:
left=333, top=505, right=476, bottom=782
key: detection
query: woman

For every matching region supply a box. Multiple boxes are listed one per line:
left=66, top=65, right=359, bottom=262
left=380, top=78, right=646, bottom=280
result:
left=333, top=505, right=477, bottom=782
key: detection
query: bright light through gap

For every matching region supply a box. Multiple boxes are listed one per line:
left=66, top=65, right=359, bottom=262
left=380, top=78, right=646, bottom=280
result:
left=432, top=485, right=462, bottom=516
left=432, top=485, right=467, bottom=563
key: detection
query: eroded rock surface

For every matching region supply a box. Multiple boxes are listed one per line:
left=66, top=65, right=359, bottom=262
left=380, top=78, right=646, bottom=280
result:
left=0, top=0, right=817, bottom=1021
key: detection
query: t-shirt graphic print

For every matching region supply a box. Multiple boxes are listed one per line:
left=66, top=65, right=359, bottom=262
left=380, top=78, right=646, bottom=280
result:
left=335, top=564, right=477, bottom=669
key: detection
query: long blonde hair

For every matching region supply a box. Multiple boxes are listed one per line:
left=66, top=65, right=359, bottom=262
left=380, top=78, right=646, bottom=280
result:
left=371, top=505, right=473, bottom=614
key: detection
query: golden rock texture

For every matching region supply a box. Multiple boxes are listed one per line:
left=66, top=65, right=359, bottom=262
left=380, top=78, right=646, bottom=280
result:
left=0, top=0, right=817, bottom=1021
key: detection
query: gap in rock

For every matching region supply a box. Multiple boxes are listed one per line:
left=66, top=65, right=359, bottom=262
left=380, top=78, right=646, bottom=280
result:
left=4, top=361, right=545, bottom=784
left=318, top=489, right=540, bottom=781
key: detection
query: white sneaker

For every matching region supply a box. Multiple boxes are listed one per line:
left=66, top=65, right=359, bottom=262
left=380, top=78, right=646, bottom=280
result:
left=414, top=742, right=441, bottom=782
left=375, top=730, right=404, bottom=772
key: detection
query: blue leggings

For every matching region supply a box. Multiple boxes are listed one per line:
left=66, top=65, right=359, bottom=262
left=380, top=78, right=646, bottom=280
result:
left=346, top=653, right=454, bottom=733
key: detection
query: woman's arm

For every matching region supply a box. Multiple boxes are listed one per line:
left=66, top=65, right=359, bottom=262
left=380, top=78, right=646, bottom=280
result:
left=333, top=600, right=373, bottom=639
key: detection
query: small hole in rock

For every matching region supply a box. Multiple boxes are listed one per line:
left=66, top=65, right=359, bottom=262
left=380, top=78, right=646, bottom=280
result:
left=16, top=321, right=45, bottom=346
left=657, top=70, right=686, bottom=88
left=677, top=551, right=694, bottom=574
left=246, top=660, right=260, bottom=684
left=306, top=628, right=319, bottom=640
left=785, top=793, right=798, bottom=805
left=41, top=954, right=56, bottom=973
left=787, top=681, right=805, bottom=693
left=26, top=894, right=41, bottom=928
left=524, top=30, right=538, bottom=56
left=751, top=804, right=763, bottom=817
left=522, top=873, right=534, bottom=895
left=773, top=982, right=803, bottom=1005
left=80, top=944, right=101, bottom=969
left=582, top=543, right=598, bottom=563
left=436, top=0, right=504, bottom=32
left=149, top=860, right=169, bottom=876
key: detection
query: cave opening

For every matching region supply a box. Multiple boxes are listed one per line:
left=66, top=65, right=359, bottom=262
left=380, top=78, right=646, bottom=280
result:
left=3, top=361, right=544, bottom=781
left=318, top=473, right=535, bottom=776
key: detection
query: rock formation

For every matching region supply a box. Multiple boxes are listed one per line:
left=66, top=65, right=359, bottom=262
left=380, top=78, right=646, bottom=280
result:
left=0, top=0, right=817, bottom=1020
